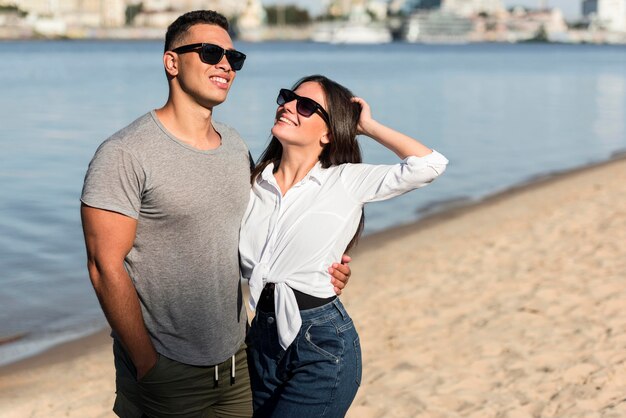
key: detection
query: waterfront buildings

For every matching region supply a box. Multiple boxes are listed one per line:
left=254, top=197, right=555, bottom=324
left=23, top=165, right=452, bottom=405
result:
left=0, top=0, right=258, bottom=37
left=1, top=0, right=625, bottom=43
left=2, top=0, right=250, bottom=29
left=6, top=0, right=126, bottom=27
left=131, top=0, right=248, bottom=28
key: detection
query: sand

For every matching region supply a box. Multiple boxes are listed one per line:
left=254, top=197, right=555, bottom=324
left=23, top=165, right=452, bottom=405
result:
left=1, top=155, right=625, bottom=418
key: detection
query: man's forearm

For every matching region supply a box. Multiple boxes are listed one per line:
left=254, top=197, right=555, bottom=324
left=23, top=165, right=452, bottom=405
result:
left=89, top=263, right=157, bottom=375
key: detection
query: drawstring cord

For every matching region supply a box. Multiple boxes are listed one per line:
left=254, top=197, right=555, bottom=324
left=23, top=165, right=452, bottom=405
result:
left=213, top=354, right=236, bottom=385
left=231, top=354, right=236, bottom=384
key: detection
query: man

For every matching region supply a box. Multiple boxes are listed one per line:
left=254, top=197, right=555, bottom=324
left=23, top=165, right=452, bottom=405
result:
left=80, top=10, right=351, bottom=418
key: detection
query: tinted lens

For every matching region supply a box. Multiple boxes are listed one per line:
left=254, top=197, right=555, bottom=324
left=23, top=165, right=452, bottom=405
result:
left=225, top=50, right=246, bottom=70
left=199, top=44, right=224, bottom=65
left=295, top=98, right=318, bottom=117
left=200, top=45, right=246, bottom=70
left=277, top=89, right=322, bottom=118
left=277, top=89, right=295, bottom=106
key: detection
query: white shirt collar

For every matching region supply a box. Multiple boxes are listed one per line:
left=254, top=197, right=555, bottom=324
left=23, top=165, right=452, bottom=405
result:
left=306, top=161, right=328, bottom=185
left=260, top=162, right=276, bottom=183
left=260, top=161, right=328, bottom=187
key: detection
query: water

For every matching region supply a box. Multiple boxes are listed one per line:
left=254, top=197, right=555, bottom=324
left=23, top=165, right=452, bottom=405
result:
left=1, top=41, right=625, bottom=366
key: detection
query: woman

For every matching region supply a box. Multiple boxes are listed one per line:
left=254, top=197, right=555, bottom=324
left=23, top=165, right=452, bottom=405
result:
left=240, top=75, right=448, bottom=417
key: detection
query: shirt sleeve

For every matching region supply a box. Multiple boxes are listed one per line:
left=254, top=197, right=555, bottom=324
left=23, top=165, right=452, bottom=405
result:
left=339, top=150, right=448, bottom=204
left=80, top=140, right=145, bottom=219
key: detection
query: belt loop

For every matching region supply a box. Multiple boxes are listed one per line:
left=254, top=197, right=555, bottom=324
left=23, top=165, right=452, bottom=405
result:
left=334, top=298, right=347, bottom=320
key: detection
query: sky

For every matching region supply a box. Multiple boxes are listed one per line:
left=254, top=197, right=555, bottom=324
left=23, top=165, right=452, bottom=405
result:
left=260, top=1, right=582, bottom=20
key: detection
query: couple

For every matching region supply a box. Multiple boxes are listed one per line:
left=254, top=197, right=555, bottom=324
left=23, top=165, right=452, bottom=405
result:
left=81, top=10, right=447, bottom=418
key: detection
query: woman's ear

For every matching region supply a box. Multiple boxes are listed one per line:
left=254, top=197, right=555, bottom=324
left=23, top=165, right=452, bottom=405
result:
left=320, top=132, right=332, bottom=145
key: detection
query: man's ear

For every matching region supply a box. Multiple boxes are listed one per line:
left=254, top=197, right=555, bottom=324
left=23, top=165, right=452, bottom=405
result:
left=164, top=51, right=179, bottom=77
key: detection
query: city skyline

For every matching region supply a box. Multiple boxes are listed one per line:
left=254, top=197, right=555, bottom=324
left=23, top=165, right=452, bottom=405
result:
left=260, top=0, right=583, bottom=20
left=4, top=0, right=624, bottom=42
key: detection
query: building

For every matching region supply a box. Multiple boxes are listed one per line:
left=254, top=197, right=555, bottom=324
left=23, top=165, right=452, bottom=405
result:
left=2, top=0, right=254, bottom=37
left=9, top=0, right=253, bottom=29
left=505, top=7, right=568, bottom=41
left=134, top=0, right=248, bottom=27
left=597, top=0, right=626, bottom=31
left=9, top=0, right=126, bottom=27
left=442, top=0, right=504, bottom=17
left=139, top=0, right=244, bottom=16
left=583, top=0, right=598, bottom=16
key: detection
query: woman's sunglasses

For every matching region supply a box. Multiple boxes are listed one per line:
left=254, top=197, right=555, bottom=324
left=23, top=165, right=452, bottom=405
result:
left=171, top=43, right=246, bottom=71
left=277, top=89, right=330, bottom=125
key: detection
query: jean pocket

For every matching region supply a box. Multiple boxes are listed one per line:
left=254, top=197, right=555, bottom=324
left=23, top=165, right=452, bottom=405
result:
left=354, top=336, right=362, bottom=386
left=303, top=324, right=344, bottom=362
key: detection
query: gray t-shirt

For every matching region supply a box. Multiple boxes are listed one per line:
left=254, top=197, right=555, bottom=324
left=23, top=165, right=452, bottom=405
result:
left=81, top=111, right=251, bottom=366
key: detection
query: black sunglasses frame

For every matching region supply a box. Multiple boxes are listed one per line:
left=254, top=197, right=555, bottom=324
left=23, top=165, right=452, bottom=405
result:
left=171, top=43, right=246, bottom=71
left=277, top=89, right=330, bottom=125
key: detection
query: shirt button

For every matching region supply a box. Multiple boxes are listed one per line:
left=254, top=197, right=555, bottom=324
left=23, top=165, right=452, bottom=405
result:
left=267, top=316, right=275, bottom=324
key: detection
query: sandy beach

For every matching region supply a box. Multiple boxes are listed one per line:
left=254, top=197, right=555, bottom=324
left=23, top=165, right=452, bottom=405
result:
left=1, top=155, right=625, bottom=418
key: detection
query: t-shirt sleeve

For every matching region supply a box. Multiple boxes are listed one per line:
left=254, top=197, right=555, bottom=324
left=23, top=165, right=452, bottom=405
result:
left=339, top=150, right=449, bottom=204
left=80, top=141, right=145, bottom=219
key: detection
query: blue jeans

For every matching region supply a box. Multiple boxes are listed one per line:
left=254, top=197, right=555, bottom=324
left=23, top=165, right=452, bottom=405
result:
left=246, top=298, right=361, bottom=417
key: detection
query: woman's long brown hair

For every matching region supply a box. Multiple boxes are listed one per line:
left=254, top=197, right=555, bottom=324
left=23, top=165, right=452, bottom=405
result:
left=251, top=75, right=365, bottom=251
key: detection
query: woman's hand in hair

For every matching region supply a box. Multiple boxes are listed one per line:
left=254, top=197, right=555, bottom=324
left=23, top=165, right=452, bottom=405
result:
left=351, top=97, right=378, bottom=138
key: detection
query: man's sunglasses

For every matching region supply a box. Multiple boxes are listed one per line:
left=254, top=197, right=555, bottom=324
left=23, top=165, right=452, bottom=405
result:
left=171, top=43, right=246, bottom=71
left=277, top=89, right=330, bottom=125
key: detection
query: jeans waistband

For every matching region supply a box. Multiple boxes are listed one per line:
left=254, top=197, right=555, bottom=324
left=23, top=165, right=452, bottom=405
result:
left=298, top=297, right=348, bottom=323
left=255, top=297, right=348, bottom=325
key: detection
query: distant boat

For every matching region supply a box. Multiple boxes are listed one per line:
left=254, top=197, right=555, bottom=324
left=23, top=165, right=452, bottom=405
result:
left=311, top=22, right=334, bottom=43
left=332, top=24, right=392, bottom=44
left=402, top=11, right=474, bottom=44
left=312, top=3, right=392, bottom=44
left=312, top=22, right=392, bottom=44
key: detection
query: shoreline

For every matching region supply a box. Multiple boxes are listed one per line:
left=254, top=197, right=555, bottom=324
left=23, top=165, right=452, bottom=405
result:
left=0, top=328, right=111, bottom=378
left=1, top=150, right=625, bottom=375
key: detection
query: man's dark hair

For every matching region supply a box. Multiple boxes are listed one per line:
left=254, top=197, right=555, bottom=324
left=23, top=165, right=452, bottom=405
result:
left=164, top=10, right=229, bottom=52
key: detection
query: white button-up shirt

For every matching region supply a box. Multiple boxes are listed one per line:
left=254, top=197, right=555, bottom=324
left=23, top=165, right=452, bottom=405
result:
left=239, top=151, right=448, bottom=349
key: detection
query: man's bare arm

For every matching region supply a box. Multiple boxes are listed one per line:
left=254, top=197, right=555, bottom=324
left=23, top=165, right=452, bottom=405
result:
left=81, top=204, right=157, bottom=379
